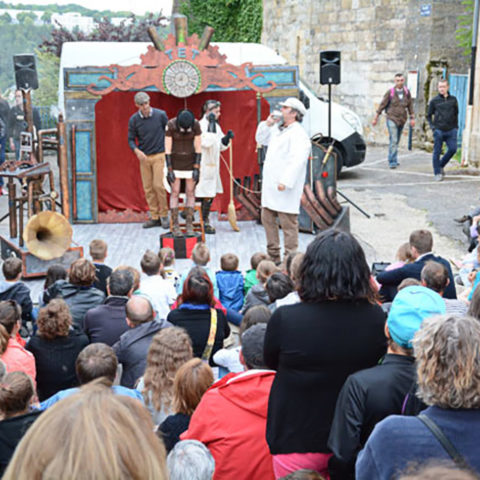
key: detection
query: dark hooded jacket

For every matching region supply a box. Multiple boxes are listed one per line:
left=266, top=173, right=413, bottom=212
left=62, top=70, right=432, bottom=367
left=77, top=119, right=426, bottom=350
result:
left=0, top=281, right=33, bottom=326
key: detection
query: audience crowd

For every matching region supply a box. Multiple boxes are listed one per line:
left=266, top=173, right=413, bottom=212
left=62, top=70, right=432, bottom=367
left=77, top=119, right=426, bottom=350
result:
left=0, top=229, right=479, bottom=479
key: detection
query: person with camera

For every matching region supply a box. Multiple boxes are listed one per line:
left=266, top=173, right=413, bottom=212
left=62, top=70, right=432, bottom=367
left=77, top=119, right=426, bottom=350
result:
left=165, top=110, right=202, bottom=237
left=195, top=100, right=234, bottom=234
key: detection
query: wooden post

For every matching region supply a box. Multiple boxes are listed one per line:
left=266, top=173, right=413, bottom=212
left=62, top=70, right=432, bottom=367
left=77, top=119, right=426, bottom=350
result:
left=7, top=178, right=17, bottom=239
left=57, top=115, right=70, bottom=219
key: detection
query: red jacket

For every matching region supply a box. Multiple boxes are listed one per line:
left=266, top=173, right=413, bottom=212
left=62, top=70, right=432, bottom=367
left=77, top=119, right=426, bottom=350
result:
left=181, top=370, right=275, bottom=480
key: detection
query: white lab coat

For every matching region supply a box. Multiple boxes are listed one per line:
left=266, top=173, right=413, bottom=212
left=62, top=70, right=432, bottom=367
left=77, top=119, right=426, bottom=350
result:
left=256, top=120, right=311, bottom=214
left=196, top=115, right=228, bottom=198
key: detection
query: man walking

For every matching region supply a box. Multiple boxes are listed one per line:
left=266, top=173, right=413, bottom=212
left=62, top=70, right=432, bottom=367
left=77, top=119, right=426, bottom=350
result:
left=256, top=97, right=311, bottom=264
left=372, top=73, right=415, bottom=169
left=128, top=92, right=169, bottom=229
left=427, top=78, right=458, bottom=181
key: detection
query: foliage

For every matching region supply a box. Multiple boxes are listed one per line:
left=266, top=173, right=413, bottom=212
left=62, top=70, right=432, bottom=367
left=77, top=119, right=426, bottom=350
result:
left=16, top=10, right=36, bottom=24
left=35, top=49, right=59, bottom=106
left=179, top=0, right=262, bottom=43
left=456, top=0, right=475, bottom=56
left=39, top=13, right=168, bottom=57
left=0, top=12, right=11, bottom=24
left=0, top=2, right=131, bottom=18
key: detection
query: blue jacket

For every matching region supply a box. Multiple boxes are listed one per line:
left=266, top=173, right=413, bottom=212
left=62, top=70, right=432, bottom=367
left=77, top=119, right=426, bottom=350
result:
left=216, top=271, right=244, bottom=311
left=356, top=406, right=480, bottom=479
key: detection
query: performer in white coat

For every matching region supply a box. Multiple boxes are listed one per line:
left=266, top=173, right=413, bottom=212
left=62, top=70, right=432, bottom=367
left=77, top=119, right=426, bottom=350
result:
left=256, top=97, right=311, bottom=264
left=196, top=100, right=234, bottom=234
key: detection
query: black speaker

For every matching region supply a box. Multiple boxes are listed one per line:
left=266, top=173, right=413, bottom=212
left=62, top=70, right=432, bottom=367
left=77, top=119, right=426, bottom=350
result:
left=320, top=51, right=341, bottom=85
left=13, top=54, right=38, bottom=90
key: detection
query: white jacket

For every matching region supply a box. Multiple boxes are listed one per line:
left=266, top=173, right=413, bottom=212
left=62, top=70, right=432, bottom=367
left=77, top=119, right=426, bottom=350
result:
left=195, top=115, right=228, bottom=198
left=257, top=120, right=311, bottom=214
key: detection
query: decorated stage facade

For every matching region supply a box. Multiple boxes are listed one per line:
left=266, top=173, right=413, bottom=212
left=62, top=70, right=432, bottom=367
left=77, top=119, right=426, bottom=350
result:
left=61, top=32, right=304, bottom=224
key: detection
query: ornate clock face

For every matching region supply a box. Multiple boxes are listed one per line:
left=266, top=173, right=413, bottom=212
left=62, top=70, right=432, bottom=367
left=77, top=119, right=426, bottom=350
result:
left=163, top=60, right=201, bottom=98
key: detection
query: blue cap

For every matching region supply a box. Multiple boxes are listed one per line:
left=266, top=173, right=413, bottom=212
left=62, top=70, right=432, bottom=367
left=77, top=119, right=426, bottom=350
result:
left=387, top=286, right=446, bottom=348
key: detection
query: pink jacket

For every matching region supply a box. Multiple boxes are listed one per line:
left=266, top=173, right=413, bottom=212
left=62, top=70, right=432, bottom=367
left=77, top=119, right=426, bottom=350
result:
left=1, top=338, right=36, bottom=384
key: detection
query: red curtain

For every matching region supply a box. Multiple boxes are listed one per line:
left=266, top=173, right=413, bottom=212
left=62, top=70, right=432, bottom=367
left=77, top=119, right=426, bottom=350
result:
left=95, top=90, right=270, bottom=214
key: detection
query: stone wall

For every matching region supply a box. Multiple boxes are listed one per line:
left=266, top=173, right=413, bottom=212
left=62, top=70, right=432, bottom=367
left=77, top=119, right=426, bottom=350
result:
left=262, top=0, right=469, bottom=145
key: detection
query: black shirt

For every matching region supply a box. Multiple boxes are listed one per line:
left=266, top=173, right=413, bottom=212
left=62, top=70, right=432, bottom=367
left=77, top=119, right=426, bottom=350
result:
left=0, top=99, right=9, bottom=137
left=128, top=108, right=168, bottom=155
left=427, top=93, right=459, bottom=131
left=93, top=262, right=112, bottom=296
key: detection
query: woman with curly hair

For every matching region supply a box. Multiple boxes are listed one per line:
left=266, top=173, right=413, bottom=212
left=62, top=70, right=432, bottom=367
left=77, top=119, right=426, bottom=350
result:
left=0, top=301, right=35, bottom=383
left=357, top=315, right=480, bottom=477
left=26, top=299, right=88, bottom=401
left=44, top=258, right=105, bottom=329
left=136, top=327, right=193, bottom=425
left=264, top=230, right=386, bottom=478
left=168, top=267, right=230, bottom=366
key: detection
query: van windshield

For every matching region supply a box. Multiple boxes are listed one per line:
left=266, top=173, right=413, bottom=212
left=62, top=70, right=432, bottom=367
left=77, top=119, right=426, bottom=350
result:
left=300, top=78, right=328, bottom=102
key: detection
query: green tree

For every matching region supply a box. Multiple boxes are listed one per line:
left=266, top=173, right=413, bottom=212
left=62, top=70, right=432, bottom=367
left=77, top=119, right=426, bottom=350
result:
left=16, top=11, right=37, bottom=25
left=35, top=49, right=59, bottom=106
left=457, top=0, right=475, bottom=56
left=179, top=0, right=262, bottom=43
left=41, top=10, right=52, bottom=23
left=0, top=12, right=11, bottom=24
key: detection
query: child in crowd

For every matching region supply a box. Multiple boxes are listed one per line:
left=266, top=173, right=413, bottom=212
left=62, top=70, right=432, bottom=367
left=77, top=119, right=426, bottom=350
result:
left=159, top=248, right=180, bottom=291
left=177, top=243, right=219, bottom=298
left=276, top=252, right=304, bottom=308
left=0, top=258, right=32, bottom=330
left=137, top=250, right=177, bottom=324
left=39, top=264, right=67, bottom=306
left=266, top=272, right=294, bottom=313
left=213, top=305, right=272, bottom=375
left=241, top=260, right=278, bottom=314
left=158, top=358, right=214, bottom=452
left=89, top=239, right=113, bottom=296
left=216, top=253, right=244, bottom=312
left=244, top=252, right=268, bottom=295
left=0, top=371, right=41, bottom=476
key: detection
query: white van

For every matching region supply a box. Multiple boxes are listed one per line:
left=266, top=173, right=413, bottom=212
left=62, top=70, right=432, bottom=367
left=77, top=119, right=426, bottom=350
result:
left=214, top=42, right=366, bottom=173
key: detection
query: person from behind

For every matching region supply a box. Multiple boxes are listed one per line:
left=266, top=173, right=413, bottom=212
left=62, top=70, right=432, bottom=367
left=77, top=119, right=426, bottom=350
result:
left=159, top=247, right=180, bottom=290
left=0, top=372, right=41, bottom=476
left=26, top=299, right=88, bottom=401
left=0, top=301, right=35, bottom=383
left=40, top=343, right=143, bottom=409
left=45, top=258, right=105, bottom=330
left=398, top=464, right=479, bottom=480
left=216, top=253, right=244, bottom=312
left=377, top=229, right=456, bottom=302
left=39, top=264, right=67, bottom=306
left=276, top=252, right=303, bottom=307
left=177, top=243, right=219, bottom=298
left=181, top=323, right=276, bottom=480
left=89, top=239, right=113, bottom=296
left=280, top=470, right=326, bottom=480
left=167, top=439, right=215, bottom=480
left=168, top=268, right=230, bottom=367
left=328, top=285, right=446, bottom=479
left=213, top=304, right=272, bottom=375
left=3, top=383, right=168, bottom=479
left=356, top=315, right=480, bottom=477
left=244, top=252, right=269, bottom=295
left=241, top=259, right=278, bottom=314
left=136, top=326, right=193, bottom=425
left=84, top=268, right=134, bottom=346
left=113, top=295, right=167, bottom=389
left=421, top=261, right=468, bottom=315
left=159, top=358, right=214, bottom=452
left=0, top=258, right=33, bottom=330
left=138, top=250, right=177, bottom=324
left=266, top=272, right=294, bottom=313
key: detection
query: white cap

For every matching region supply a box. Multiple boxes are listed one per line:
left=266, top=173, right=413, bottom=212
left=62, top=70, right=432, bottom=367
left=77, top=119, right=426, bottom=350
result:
left=279, top=97, right=307, bottom=116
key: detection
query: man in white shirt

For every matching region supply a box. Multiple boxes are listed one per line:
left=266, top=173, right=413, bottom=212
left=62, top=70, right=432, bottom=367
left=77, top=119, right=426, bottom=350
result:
left=256, top=98, right=311, bottom=264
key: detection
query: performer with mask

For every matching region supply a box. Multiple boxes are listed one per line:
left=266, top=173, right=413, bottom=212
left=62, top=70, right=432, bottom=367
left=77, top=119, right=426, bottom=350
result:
left=165, top=109, right=202, bottom=237
left=195, top=100, right=234, bottom=234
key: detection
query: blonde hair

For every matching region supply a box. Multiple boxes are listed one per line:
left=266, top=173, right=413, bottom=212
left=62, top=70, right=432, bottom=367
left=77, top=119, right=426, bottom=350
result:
left=413, top=315, right=480, bottom=409
left=256, top=260, right=278, bottom=284
left=159, top=248, right=175, bottom=267
left=172, top=358, right=213, bottom=416
left=89, top=239, right=107, bottom=261
left=143, top=327, right=193, bottom=412
left=3, top=382, right=168, bottom=480
left=396, top=242, right=413, bottom=263
left=191, top=243, right=210, bottom=266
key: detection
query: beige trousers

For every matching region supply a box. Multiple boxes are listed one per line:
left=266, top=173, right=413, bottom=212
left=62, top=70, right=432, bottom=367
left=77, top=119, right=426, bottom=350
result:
left=139, top=152, right=168, bottom=219
left=261, top=207, right=299, bottom=263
